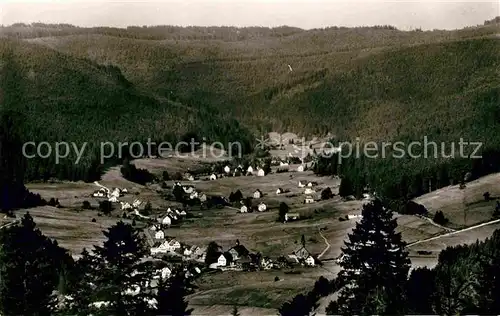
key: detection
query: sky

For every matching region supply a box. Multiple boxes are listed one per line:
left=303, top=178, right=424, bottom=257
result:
left=0, top=0, right=498, bottom=31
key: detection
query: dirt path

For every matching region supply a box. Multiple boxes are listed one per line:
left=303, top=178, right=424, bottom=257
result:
left=317, top=226, right=330, bottom=259
left=414, top=214, right=456, bottom=232
left=407, top=218, right=500, bottom=247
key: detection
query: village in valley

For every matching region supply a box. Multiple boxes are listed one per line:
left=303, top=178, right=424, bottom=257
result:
left=5, top=130, right=500, bottom=314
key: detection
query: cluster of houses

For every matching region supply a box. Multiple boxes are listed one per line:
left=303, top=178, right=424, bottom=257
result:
left=207, top=242, right=318, bottom=271
left=175, top=182, right=208, bottom=202
left=92, top=182, right=128, bottom=203
left=154, top=208, right=187, bottom=227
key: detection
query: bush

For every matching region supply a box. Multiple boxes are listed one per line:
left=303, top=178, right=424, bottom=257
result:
left=162, top=171, right=170, bottom=181
left=99, top=200, right=113, bottom=215
left=403, top=201, right=428, bottom=216
left=433, top=211, right=448, bottom=225
left=82, top=200, right=92, bottom=210
left=321, top=187, right=334, bottom=200
left=484, top=191, right=491, bottom=201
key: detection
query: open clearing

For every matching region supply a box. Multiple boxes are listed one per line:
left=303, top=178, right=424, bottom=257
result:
left=14, top=157, right=500, bottom=313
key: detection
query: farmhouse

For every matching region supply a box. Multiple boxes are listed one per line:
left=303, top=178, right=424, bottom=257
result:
left=183, top=186, right=194, bottom=194
left=257, top=202, right=267, bottom=212
left=246, top=166, right=254, bottom=175
left=154, top=230, right=165, bottom=240
left=256, top=168, right=265, bottom=177
left=297, top=165, right=304, bottom=172
left=167, top=239, right=181, bottom=251
left=108, top=196, right=119, bottom=203
left=276, top=188, right=283, bottom=195
left=210, top=174, right=217, bottom=180
left=298, top=181, right=305, bottom=188
left=304, top=196, right=315, bottom=204
left=240, top=205, right=248, bottom=213
left=284, top=212, right=300, bottom=222
left=228, top=243, right=249, bottom=261
left=159, top=215, right=172, bottom=226
left=305, top=256, right=315, bottom=267
left=253, top=189, right=263, bottom=199
left=120, top=202, right=132, bottom=210
left=304, top=188, right=316, bottom=195
left=189, top=191, right=198, bottom=199
left=224, top=165, right=231, bottom=174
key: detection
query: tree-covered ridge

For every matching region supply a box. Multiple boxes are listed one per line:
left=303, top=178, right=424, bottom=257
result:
left=0, top=38, right=254, bottom=182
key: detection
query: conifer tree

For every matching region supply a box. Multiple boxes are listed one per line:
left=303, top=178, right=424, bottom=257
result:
left=329, top=199, right=410, bottom=315
left=338, top=175, right=354, bottom=197
left=156, top=270, right=193, bottom=316
left=0, top=212, right=72, bottom=315
left=70, top=221, right=156, bottom=315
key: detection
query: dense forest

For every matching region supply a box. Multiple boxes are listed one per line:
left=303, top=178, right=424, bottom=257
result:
left=0, top=19, right=498, bottom=192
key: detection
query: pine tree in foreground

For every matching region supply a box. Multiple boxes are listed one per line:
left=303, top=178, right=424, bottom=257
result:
left=156, top=269, right=193, bottom=316
left=0, top=212, right=72, bottom=316
left=328, top=199, right=410, bottom=315
left=66, top=221, right=156, bottom=316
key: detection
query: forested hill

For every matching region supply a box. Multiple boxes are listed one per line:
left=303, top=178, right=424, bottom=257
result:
left=0, top=21, right=498, bottom=183
left=0, top=39, right=253, bottom=182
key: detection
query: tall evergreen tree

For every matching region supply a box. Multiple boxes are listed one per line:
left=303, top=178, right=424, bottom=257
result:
left=338, top=175, right=354, bottom=198
left=0, top=212, right=72, bottom=316
left=156, top=270, right=193, bottom=316
left=68, top=221, right=156, bottom=315
left=330, top=199, right=410, bottom=315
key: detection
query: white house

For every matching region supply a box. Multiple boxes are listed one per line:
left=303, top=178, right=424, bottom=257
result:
left=155, top=230, right=165, bottom=240
left=348, top=214, right=363, bottom=220
left=132, top=200, right=142, bottom=208
left=240, top=205, right=248, bottom=213
left=253, top=189, right=262, bottom=199
left=110, top=188, right=120, bottom=198
left=305, top=256, right=315, bottom=266
left=189, top=191, right=198, bottom=199
left=183, top=186, right=194, bottom=194
left=120, top=202, right=132, bottom=210
left=298, top=181, right=305, bottom=188
left=276, top=188, right=283, bottom=195
left=187, top=175, right=195, bottom=181
left=108, top=196, right=119, bottom=203
left=168, top=239, right=181, bottom=251
left=180, top=210, right=187, bottom=216
left=258, top=202, right=267, bottom=212
left=297, top=165, right=304, bottom=172
left=224, top=166, right=231, bottom=174
left=159, top=266, right=171, bottom=280
left=307, top=182, right=315, bottom=187
left=210, top=174, right=217, bottom=180
left=256, top=168, right=265, bottom=177
left=304, top=196, right=315, bottom=204
left=217, top=254, right=227, bottom=267
left=247, top=166, right=254, bottom=175
left=161, top=215, right=172, bottom=226
left=304, top=188, right=316, bottom=195
left=285, top=213, right=300, bottom=222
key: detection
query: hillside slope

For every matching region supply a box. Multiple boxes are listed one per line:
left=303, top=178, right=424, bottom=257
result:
left=0, top=38, right=253, bottom=181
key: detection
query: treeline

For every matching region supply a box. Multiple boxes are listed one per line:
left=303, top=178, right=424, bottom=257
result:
left=279, top=199, right=500, bottom=315
left=0, top=213, right=195, bottom=315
